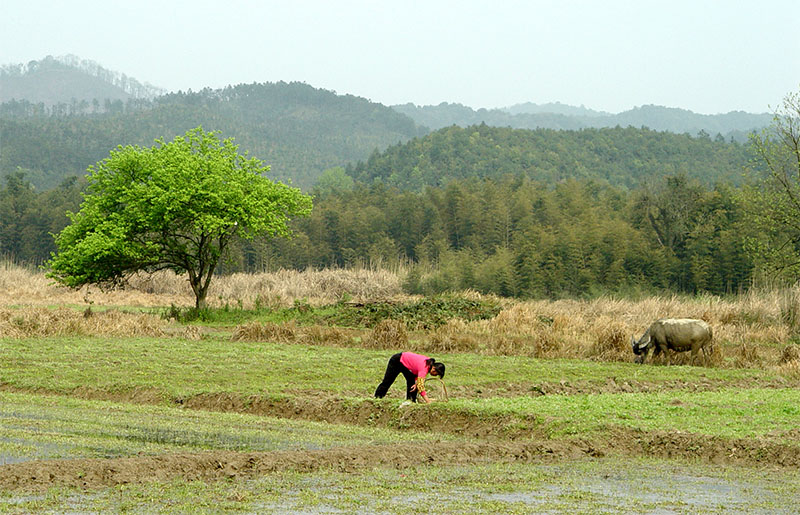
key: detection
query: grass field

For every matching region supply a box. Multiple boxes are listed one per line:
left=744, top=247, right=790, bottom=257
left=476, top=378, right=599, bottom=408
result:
left=1, top=264, right=800, bottom=512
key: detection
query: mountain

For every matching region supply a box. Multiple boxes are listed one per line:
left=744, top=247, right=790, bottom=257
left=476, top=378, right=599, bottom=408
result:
left=504, top=101, right=609, bottom=117
left=393, top=102, right=772, bottom=141
left=0, top=55, right=767, bottom=193
left=0, top=55, right=165, bottom=106
left=0, top=80, right=424, bottom=190
left=348, top=124, right=752, bottom=191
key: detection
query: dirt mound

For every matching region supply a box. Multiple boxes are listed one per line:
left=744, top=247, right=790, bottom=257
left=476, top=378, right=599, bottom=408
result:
left=179, top=391, right=533, bottom=439
left=0, top=441, right=560, bottom=493
left=1, top=430, right=797, bottom=493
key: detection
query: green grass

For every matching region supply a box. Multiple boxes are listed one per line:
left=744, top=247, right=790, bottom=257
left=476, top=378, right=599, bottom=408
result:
left=0, top=391, right=452, bottom=463
left=1, top=328, right=799, bottom=511
left=0, top=335, right=796, bottom=445
left=2, top=458, right=798, bottom=514
left=0, top=336, right=777, bottom=398
left=449, top=388, right=800, bottom=440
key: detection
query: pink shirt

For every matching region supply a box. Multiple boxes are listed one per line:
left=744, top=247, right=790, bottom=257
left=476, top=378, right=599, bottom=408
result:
left=400, top=352, right=430, bottom=378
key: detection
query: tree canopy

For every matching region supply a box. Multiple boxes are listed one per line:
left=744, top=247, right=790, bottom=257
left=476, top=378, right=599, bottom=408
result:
left=0, top=81, right=423, bottom=191
left=743, top=90, right=800, bottom=282
left=348, top=124, right=751, bottom=190
left=47, top=127, right=312, bottom=308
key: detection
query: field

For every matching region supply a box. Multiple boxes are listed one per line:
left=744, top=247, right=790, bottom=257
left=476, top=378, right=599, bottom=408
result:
left=1, top=263, right=800, bottom=513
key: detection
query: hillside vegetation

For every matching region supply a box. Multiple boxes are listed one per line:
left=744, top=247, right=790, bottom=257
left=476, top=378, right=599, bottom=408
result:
left=0, top=54, right=163, bottom=104
left=0, top=142, right=766, bottom=297
left=1, top=56, right=787, bottom=301
left=349, top=124, right=753, bottom=190
left=394, top=101, right=772, bottom=140
left=0, top=81, right=423, bottom=190
left=1, top=56, right=770, bottom=192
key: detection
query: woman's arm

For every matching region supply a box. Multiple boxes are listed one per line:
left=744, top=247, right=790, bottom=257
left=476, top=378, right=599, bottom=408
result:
left=415, top=376, right=433, bottom=403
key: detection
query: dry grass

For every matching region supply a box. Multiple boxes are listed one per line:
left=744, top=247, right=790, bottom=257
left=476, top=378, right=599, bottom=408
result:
left=0, top=307, right=166, bottom=338
left=210, top=269, right=404, bottom=307
left=231, top=320, right=355, bottom=347
left=0, top=263, right=405, bottom=309
left=5, top=262, right=800, bottom=372
left=228, top=288, right=800, bottom=373
left=773, top=360, right=800, bottom=380
left=414, top=292, right=800, bottom=370
left=231, top=321, right=299, bottom=343
left=780, top=344, right=800, bottom=364
left=362, top=319, right=409, bottom=349
left=179, top=325, right=204, bottom=341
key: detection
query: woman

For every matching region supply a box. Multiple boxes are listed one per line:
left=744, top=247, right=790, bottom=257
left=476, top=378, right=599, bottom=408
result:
left=374, top=352, right=445, bottom=403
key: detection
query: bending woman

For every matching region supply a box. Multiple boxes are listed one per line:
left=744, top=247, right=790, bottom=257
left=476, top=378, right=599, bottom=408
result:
left=374, top=352, right=445, bottom=403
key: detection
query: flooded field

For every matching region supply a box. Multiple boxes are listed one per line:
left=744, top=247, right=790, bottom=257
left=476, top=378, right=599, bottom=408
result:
left=2, top=458, right=797, bottom=513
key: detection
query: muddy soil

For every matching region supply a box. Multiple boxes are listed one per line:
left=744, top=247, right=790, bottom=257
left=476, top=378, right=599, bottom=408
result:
left=0, top=428, right=797, bottom=493
left=442, top=375, right=798, bottom=398
left=5, top=376, right=794, bottom=442
left=2, top=380, right=798, bottom=493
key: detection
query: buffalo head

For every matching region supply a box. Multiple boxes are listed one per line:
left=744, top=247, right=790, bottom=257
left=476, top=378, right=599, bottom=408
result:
left=631, top=332, right=652, bottom=364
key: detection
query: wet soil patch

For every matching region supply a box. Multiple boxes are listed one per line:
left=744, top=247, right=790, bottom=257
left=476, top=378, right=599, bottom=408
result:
left=1, top=429, right=797, bottom=493
left=459, top=376, right=797, bottom=398
left=2, top=383, right=798, bottom=493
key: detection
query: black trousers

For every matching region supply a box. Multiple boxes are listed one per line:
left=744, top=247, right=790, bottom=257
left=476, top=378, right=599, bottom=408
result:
left=374, top=353, right=418, bottom=402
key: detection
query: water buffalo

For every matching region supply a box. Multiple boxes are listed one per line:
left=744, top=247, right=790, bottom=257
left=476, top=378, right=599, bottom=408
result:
left=631, top=318, right=713, bottom=366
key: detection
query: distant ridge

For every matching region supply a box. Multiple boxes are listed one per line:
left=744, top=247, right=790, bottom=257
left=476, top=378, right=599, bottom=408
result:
left=349, top=124, right=752, bottom=191
left=0, top=79, right=423, bottom=190
left=504, top=101, right=609, bottom=118
left=0, top=54, right=772, bottom=192
left=393, top=101, right=772, bottom=141
left=0, top=55, right=165, bottom=105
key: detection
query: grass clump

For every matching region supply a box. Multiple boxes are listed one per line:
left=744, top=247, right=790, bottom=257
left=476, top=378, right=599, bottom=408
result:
left=780, top=344, right=800, bottom=364
left=362, top=319, right=408, bottom=349
left=325, top=294, right=503, bottom=329
left=230, top=321, right=354, bottom=346
left=231, top=321, right=299, bottom=342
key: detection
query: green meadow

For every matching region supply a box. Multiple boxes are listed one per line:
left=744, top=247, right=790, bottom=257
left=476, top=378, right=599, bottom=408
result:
left=1, top=284, right=800, bottom=512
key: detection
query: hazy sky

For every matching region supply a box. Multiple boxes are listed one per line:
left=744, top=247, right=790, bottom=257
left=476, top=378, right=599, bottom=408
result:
left=2, top=0, right=798, bottom=114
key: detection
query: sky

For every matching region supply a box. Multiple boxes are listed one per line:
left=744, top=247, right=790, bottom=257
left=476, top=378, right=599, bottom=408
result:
left=1, top=0, right=798, bottom=114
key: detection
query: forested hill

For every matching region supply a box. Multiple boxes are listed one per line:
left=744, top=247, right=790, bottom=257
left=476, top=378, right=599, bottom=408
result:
left=0, top=55, right=164, bottom=105
left=348, top=124, right=753, bottom=190
left=393, top=102, right=772, bottom=141
left=0, top=81, right=424, bottom=190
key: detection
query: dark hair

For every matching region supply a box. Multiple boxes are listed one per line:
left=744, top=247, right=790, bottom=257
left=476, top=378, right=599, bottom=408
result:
left=425, top=358, right=446, bottom=379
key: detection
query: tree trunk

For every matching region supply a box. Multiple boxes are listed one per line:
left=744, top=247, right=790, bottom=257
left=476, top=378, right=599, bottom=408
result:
left=195, top=290, right=207, bottom=310
left=189, top=274, right=209, bottom=310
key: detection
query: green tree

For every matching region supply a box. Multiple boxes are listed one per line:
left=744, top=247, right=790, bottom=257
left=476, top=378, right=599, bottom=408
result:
left=47, top=127, right=312, bottom=309
left=0, top=170, right=35, bottom=258
left=314, top=166, right=354, bottom=196
left=745, top=90, right=800, bottom=281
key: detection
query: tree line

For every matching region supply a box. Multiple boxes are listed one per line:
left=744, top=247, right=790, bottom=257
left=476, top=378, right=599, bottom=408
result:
left=0, top=161, right=781, bottom=298
left=349, top=124, right=753, bottom=190
left=4, top=93, right=798, bottom=300
left=394, top=102, right=771, bottom=140
left=245, top=173, right=758, bottom=297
